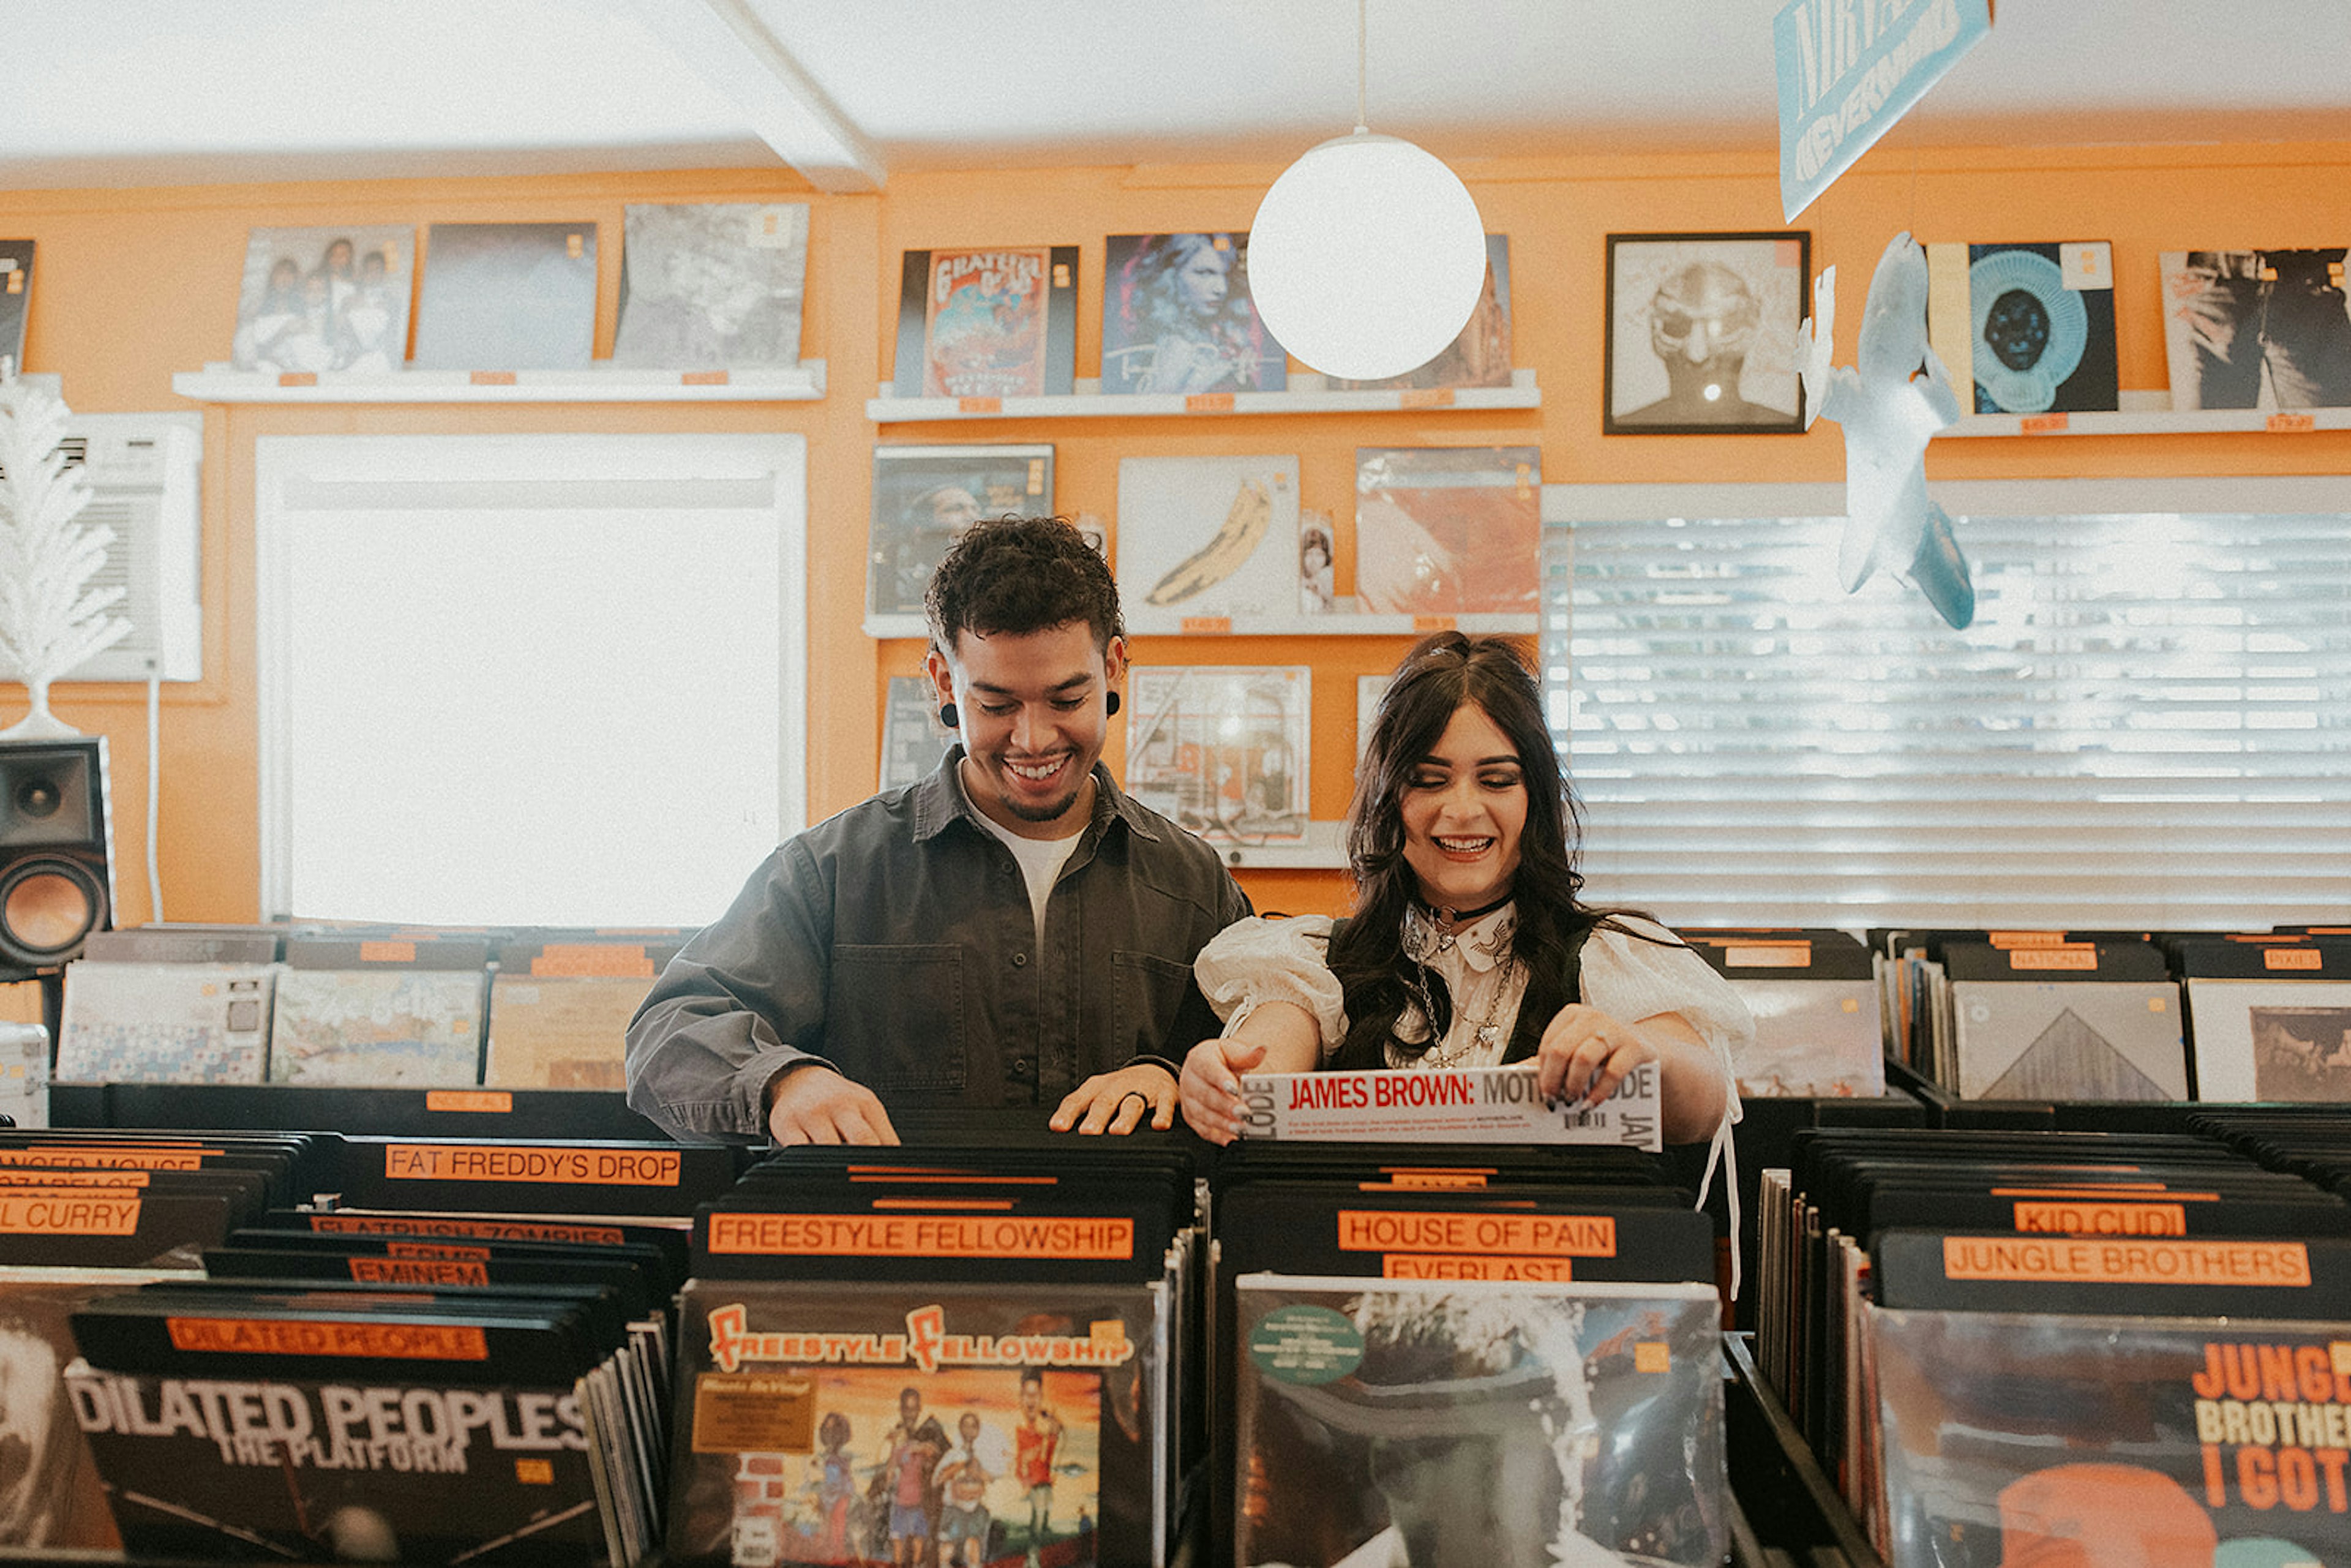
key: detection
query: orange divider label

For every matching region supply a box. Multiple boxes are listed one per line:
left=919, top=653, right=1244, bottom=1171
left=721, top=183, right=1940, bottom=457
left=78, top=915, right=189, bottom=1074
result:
left=2267, top=947, right=2323, bottom=970
left=705, top=1212, right=1133, bottom=1260
left=0, top=1148, right=201, bottom=1170
left=1367, top=1173, right=1490, bottom=1190
left=165, top=1316, right=489, bottom=1360
left=2021, top=411, right=2069, bottom=434
left=309, top=1213, right=627, bottom=1246
left=956, top=396, right=1002, bottom=414
left=425, top=1090, right=512, bottom=1114
left=680, top=369, right=729, bottom=386
left=2011, top=947, right=2098, bottom=970
left=1987, top=931, right=2070, bottom=947
left=277, top=372, right=318, bottom=388
left=0, top=1168, right=149, bottom=1187
left=1941, top=1235, right=2310, bottom=1286
left=1335, top=1209, right=1618, bottom=1257
left=1179, top=616, right=1233, bottom=635
left=870, top=1198, right=1016, bottom=1211
left=1184, top=392, right=1235, bottom=413
left=470, top=370, right=518, bottom=386
left=348, top=1256, right=493, bottom=1286
left=1992, top=1187, right=2214, bottom=1199
left=1411, top=615, right=1458, bottom=632
left=1398, top=388, right=1457, bottom=410
left=0, top=1192, right=141, bottom=1234
left=1727, top=943, right=1812, bottom=967
left=383, top=1143, right=681, bottom=1186
left=385, top=1241, right=493, bottom=1261
left=530, top=944, right=656, bottom=978
left=2012, top=1200, right=2189, bottom=1235
left=1382, top=1253, right=1573, bottom=1281
left=358, top=940, right=416, bottom=962
left=2268, top=412, right=2317, bottom=433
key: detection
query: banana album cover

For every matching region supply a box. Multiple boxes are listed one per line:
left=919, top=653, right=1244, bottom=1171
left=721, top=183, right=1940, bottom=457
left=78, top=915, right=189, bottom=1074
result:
left=1114, top=455, right=1301, bottom=631
left=1355, top=446, right=1541, bottom=617
left=1124, top=666, right=1310, bottom=846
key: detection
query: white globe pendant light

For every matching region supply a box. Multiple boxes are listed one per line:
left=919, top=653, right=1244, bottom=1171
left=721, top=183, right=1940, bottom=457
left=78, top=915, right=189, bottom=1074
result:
left=1247, top=2, right=1490, bottom=383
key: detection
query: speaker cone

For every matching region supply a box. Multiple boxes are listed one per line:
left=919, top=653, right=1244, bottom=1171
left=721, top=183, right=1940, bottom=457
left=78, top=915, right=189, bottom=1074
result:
left=0, top=857, right=107, bottom=964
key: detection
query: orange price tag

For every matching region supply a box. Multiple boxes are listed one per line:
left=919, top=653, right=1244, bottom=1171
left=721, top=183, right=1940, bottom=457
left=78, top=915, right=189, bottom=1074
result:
left=1185, top=392, right=1236, bottom=413
left=2266, top=947, right=2323, bottom=970
left=1988, top=931, right=2068, bottom=947
left=425, top=1090, right=514, bottom=1114
left=1179, top=616, right=1233, bottom=634
left=278, top=372, right=318, bottom=388
left=1398, top=388, right=1457, bottom=410
left=470, top=370, right=518, bottom=386
left=1727, top=943, right=1812, bottom=968
left=358, top=940, right=416, bottom=963
left=956, top=396, right=1002, bottom=414
left=1411, top=615, right=1458, bottom=632
left=2267, top=412, right=2316, bottom=434
left=680, top=370, right=729, bottom=386
left=530, top=943, right=656, bottom=978
left=2021, top=412, right=2069, bottom=434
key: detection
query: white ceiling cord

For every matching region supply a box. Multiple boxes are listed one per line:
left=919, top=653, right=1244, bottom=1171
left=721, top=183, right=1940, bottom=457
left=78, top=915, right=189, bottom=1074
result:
left=145, top=670, right=163, bottom=924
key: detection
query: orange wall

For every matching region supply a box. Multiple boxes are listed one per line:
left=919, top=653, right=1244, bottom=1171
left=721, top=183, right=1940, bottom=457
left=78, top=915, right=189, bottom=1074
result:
left=5, top=140, right=2350, bottom=925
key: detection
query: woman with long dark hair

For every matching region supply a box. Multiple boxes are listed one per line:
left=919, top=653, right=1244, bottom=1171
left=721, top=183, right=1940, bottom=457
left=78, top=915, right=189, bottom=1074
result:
left=1178, top=632, right=1746, bottom=1149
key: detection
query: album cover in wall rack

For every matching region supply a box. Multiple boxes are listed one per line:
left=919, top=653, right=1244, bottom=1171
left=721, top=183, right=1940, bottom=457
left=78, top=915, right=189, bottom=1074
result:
left=1125, top=666, right=1310, bottom=845
left=879, top=674, right=953, bottom=792
left=1329, top=234, right=1514, bottom=391
left=612, top=201, right=809, bottom=369
left=0, top=239, right=32, bottom=373
left=1101, top=233, right=1286, bottom=395
left=1925, top=241, right=2118, bottom=415
left=891, top=246, right=1079, bottom=399
left=55, top=961, right=275, bottom=1086
left=1356, top=674, right=1391, bottom=764
left=411, top=221, right=598, bottom=371
left=868, top=444, right=1054, bottom=620
left=1355, top=446, right=1542, bottom=616
left=230, top=226, right=411, bottom=375
left=1115, top=454, right=1301, bottom=630
left=2159, top=247, right=2351, bottom=411
left=266, top=939, right=488, bottom=1087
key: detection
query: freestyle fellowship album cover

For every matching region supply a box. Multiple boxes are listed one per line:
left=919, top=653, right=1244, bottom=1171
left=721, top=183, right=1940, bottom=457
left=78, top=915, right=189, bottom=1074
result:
left=2159, top=247, right=2351, bottom=411
left=867, top=444, right=1054, bottom=619
left=1926, top=241, right=2119, bottom=415
left=613, top=201, right=809, bottom=369
left=1331, top=234, right=1515, bottom=391
left=230, top=226, right=412, bottom=375
left=892, top=246, right=1079, bottom=400
left=1355, top=446, right=1542, bottom=615
left=879, top=675, right=954, bottom=793
left=1114, top=454, right=1301, bottom=629
left=411, top=221, right=598, bottom=371
left=1125, top=666, right=1310, bottom=845
left=1233, top=1275, right=1725, bottom=1568
left=0, top=239, right=32, bottom=373
left=1101, top=233, right=1286, bottom=396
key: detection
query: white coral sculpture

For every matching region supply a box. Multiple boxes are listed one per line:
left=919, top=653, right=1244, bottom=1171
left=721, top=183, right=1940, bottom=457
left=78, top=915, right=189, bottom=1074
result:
left=0, top=362, right=130, bottom=737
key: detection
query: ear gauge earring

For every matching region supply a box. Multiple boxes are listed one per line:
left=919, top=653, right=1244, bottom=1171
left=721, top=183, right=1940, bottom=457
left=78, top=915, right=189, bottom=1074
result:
left=937, top=703, right=959, bottom=729
left=1104, top=691, right=1122, bottom=717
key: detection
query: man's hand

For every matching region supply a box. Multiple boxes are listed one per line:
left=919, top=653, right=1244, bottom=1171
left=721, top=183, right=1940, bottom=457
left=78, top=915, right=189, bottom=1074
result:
left=1049, top=1062, right=1177, bottom=1136
left=767, top=1062, right=899, bottom=1146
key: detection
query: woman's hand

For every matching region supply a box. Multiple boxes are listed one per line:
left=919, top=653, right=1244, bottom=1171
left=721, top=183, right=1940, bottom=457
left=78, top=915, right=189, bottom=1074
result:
left=1177, top=1036, right=1264, bottom=1146
left=1535, top=1003, right=1727, bottom=1146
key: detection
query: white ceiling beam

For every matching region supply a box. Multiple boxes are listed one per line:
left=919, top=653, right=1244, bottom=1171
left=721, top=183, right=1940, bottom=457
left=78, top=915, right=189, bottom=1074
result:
left=622, top=0, right=885, bottom=192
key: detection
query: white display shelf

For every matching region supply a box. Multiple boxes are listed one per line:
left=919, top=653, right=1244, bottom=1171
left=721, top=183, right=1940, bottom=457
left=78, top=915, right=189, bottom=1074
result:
left=1944, top=394, right=2351, bottom=438
left=864, top=610, right=1538, bottom=640
left=172, top=361, right=827, bottom=403
left=866, top=369, right=1540, bottom=422
left=1194, top=819, right=1348, bottom=871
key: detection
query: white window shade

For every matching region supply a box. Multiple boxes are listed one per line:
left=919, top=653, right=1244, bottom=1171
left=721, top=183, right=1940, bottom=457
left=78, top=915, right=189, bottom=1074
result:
left=257, top=433, right=806, bottom=928
left=1542, top=478, right=2351, bottom=931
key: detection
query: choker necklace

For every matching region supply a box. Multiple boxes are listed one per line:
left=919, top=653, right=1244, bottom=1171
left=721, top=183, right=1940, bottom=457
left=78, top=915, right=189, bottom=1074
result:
left=1423, top=891, right=1513, bottom=928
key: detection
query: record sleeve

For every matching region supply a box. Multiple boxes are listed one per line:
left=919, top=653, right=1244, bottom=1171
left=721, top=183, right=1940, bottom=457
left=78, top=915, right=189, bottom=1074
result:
left=1101, top=233, right=1285, bottom=395
left=891, top=247, right=1079, bottom=400
left=2185, top=979, right=2351, bottom=1103
left=484, top=940, right=673, bottom=1092
left=612, top=201, right=809, bottom=369
left=1235, top=1062, right=1665, bottom=1150
left=2161, top=248, right=2351, bottom=412
left=1868, top=1305, right=2351, bottom=1567
left=269, top=938, right=489, bottom=1087
left=0, top=239, right=31, bottom=374
left=1232, top=1275, right=1725, bottom=1567
left=230, top=226, right=412, bottom=374
left=879, top=675, right=953, bottom=793
left=56, top=960, right=276, bottom=1086
left=0, top=1265, right=178, bottom=1549
left=1123, top=666, right=1309, bottom=845
left=1328, top=234, right=1513, bottom=392
left=867, top=443, right=1053, bottom=620
left=667, top=1277, right=1171, bottom=1567
left=1355, top=446, right=1541, bottom=615
left=412, top=222, right=598, bottom=372
left=1925, top=241, right=2118, bottom=415
left=0, top=1022, right=45, bottom=1129
left=1114, top=454, right=1302, bottom=629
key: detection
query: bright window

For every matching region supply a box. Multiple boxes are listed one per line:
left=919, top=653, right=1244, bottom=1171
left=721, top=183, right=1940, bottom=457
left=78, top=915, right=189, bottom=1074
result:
left=1542, top=478, right=2351, bottom=930
left=256, top=433, right=806, bottom=926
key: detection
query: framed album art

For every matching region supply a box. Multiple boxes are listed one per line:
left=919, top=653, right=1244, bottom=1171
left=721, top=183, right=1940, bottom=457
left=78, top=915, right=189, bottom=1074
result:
left=1603, top=230, right=1809, bottom=435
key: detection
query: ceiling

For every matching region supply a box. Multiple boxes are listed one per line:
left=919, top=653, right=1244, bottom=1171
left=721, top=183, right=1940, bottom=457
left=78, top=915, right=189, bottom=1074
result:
left=7, top=1, right=2351, bottom=193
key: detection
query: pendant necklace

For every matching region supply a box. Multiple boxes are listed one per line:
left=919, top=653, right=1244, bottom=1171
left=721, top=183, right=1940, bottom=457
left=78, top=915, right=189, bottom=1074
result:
left=1417, top=955, right=1521, bottom=1070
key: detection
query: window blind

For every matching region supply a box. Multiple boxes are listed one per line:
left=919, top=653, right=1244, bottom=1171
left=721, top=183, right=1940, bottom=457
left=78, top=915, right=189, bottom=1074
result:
left=1541, top=478, right=2351, bottom=931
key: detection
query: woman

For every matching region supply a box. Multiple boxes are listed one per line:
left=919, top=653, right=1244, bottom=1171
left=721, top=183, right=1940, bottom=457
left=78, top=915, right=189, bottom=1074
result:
left=1179, top=632, right=1747, bottom=1152
left=1105, top=233, right=1277, bottom=395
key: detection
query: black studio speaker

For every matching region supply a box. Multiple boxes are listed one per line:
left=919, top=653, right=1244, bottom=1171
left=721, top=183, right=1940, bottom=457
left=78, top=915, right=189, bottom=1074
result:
left=0, top=737, right=114, bottom=971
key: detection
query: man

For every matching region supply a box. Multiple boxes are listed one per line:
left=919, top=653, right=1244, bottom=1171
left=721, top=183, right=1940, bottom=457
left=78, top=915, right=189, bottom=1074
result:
left=877, top=1388, right=947, bottom=1568
left=1011, top=1370, right=1063, bottom=1568
left=1616, top=260, right=1782, bottom=427
left=932, top=1411, right=994, bottom=1568
left=625, top=514, right=1253, bottom=1145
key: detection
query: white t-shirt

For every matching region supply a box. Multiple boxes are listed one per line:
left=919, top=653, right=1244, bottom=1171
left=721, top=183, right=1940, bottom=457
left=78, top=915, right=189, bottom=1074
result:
left=972, top=809, right=1085, bottom=947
